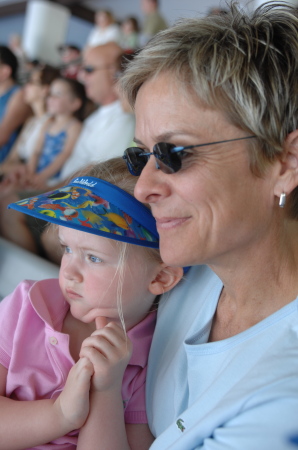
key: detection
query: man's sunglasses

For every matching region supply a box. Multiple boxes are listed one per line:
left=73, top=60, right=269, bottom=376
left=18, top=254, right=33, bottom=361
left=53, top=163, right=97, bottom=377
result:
left=81, top=65, right=110, bottom=74
left=123, top=136, right=256, bottom=176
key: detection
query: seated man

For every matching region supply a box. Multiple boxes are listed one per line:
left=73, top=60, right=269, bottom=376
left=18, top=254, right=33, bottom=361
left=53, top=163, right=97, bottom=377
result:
left=0, top=46, right=32, bottom=163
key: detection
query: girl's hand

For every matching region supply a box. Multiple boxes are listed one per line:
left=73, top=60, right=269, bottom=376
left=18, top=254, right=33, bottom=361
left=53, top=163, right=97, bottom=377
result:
left=54, top=356, right=94, bottom=432
left=24, top=172, right=46, bottom=190
left=79, top=317, right=133, bottom=393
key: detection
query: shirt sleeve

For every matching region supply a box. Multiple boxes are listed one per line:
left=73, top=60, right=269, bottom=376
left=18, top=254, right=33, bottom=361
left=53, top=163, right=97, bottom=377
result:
left=123, top=365, right=148, bottom=424
left=0, top=281, right=33, bottom=368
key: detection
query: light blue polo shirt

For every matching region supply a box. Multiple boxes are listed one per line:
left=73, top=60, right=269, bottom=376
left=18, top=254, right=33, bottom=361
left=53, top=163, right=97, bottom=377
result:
left=147, top=265, right=298, bottom=449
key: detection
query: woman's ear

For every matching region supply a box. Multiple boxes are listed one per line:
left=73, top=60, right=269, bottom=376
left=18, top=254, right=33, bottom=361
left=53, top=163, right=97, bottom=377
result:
left=274, top=129, right=298, bottom=198
left=149, top=264, right=184, bottom=296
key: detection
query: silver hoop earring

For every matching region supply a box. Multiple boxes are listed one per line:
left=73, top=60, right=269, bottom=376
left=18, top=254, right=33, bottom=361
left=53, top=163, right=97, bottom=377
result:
left=279, top=192, right=286, bottom=208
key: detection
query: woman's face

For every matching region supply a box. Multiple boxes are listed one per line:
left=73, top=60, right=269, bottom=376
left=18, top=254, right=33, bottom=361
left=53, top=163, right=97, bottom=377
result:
left=133, top=72, right=280, bottom=268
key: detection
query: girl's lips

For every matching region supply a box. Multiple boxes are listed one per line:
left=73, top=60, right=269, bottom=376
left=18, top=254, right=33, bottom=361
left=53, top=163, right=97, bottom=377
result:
left=66, top=288, right=82, bottom=299
left=155, top=217, right=190, bottom=230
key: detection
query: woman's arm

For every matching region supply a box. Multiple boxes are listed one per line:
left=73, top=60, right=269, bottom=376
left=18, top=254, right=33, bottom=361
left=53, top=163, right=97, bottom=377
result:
left=28, top=120, right=82, bottom=189
left=0, top=357, right=93, bottom=450
left=0, top=88, right=31, bottom=147
left=0, top=117, right=35, bottom=172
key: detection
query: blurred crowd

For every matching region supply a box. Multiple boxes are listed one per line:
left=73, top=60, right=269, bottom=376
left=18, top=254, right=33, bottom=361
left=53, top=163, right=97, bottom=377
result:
left=0, top=0, right=226, bottom=263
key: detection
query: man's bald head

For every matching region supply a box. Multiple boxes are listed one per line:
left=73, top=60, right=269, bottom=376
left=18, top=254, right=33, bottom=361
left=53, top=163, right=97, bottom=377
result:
left=81, top=43, right=124, bottom=105
left=84, top=42, right=123, bottom=71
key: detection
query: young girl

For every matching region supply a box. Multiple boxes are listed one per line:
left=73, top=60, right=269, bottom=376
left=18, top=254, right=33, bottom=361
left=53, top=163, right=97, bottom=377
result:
left=0, top=64, right=60, bottom=178
left=24, top=76, right=86, bottom=190
left=0, top=157, right=183, bottom=449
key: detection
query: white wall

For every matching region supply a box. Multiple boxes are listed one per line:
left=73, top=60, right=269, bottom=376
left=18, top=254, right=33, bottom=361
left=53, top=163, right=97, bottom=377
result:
left=23, top=0, right=70, bottom=65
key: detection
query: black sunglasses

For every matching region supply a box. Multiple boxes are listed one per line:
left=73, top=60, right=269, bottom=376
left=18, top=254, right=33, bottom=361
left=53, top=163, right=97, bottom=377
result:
left=123, top=136, right=256, bottom=176
left=81, top=65, right=110, bottom=74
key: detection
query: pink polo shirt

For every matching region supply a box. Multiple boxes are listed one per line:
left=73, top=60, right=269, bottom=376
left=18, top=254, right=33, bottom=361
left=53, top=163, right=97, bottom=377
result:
left=0, top=279, right=156, bottom=449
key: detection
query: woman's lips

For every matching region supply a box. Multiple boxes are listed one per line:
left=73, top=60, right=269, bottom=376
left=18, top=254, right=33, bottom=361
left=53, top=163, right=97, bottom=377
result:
left=155, top=217, right=190, bottom=230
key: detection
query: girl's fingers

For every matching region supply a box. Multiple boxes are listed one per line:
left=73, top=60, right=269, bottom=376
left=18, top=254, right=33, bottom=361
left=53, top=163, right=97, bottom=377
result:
left=95, top=316, right=108, bottom=330
left=80, top=333, right=131, bottom=361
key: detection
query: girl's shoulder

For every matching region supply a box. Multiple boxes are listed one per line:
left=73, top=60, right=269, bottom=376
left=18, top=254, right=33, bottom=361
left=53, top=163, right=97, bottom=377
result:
left=67, top=117, right=83, bottom=134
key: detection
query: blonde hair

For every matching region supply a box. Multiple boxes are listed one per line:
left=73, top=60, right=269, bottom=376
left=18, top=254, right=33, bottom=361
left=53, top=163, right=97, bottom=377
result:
left=121, top=2, right=298, bottom=218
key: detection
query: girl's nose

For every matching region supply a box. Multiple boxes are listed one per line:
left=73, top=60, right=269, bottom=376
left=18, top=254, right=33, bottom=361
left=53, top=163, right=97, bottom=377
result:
left=61, top=257, right=83, bottom=282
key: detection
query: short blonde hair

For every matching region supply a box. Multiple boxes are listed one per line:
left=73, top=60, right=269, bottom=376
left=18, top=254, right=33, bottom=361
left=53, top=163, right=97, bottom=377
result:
left=121, top=2, right=298, bottom=218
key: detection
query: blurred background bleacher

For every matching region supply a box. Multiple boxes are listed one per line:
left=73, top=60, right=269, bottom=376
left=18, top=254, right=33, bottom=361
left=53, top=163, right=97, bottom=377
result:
left=0, top=236, right=59, bottom=300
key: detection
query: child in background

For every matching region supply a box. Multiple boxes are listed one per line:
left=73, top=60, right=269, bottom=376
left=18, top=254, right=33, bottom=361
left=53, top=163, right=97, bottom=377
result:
left=120, top=17, right=140, bottom=52
left=0, top=157, right=183, bottom=450
left=25, top=77, right=86, bottom=190
left=0, top=64, right=60, bottom=177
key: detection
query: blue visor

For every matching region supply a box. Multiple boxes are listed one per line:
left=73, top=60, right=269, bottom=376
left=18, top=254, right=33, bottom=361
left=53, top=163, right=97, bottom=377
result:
left=8, top=176, right=159, bottom=248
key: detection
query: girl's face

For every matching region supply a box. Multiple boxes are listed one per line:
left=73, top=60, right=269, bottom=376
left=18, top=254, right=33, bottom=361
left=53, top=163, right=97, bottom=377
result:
left=46, top=79, right=78, bottom=116
left=58, top=226, right=159, bottom=330
left=122, top=20, right=133, bottom=34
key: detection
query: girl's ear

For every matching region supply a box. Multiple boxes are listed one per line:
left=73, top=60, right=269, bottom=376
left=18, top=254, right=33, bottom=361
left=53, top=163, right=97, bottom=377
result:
left=274, top=129, right=298, bottom=198
left=149, top=264, right=184, bottom=296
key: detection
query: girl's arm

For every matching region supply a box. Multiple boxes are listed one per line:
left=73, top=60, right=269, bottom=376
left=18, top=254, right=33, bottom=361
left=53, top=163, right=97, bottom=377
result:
left=78, top=391, right=154, bottom=450
left=77, top=319, right=154, bottom=450
left=29, top=120, right=82, bottom=190
left=25, top=119, right=50, bottom=178
left=0, top=357, right=93, bottom=450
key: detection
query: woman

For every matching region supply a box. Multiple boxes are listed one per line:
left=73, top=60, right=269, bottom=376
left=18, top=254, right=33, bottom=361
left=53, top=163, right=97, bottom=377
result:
left=85, top=9, right=121, bottom=48
left=0, top=46, right=31, bottom=163
left=121, top=2, right=298, bottom=449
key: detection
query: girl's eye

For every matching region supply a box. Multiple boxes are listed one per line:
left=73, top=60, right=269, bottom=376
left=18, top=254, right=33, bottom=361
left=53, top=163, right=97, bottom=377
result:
left=87, top=254, right=103, bottom=263
left=61, top=244, right=72, bottom=254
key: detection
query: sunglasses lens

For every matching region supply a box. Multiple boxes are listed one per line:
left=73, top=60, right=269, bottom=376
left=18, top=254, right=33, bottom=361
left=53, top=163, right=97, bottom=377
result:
left=154, top=143, right=182, bottom=173
left=83, top=66, right=94, bottom=73
left=123, top=148, right=148, bottom=176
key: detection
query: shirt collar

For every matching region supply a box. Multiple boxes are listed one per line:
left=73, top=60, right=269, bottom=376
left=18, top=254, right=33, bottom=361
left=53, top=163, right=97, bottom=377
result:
left=29, top=278, right=68, bottom=331
left=127, top=311, right=157, bottom=368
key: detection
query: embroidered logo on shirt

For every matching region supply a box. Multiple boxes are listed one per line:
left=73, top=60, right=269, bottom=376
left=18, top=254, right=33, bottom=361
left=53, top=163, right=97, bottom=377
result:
left=176, top=418, right=185, bottom=432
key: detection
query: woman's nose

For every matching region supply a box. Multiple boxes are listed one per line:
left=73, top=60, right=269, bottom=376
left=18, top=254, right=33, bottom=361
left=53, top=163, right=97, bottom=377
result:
left=134, top=155, right=168, bottom=205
